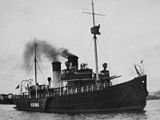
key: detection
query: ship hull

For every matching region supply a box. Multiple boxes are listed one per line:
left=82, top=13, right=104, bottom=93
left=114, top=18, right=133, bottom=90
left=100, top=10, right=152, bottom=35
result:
left=13, top=75, right=148, bottom=113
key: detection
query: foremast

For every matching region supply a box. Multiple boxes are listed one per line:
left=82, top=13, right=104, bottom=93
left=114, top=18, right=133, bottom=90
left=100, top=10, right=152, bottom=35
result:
left=91, top=0, right=100, bottom=81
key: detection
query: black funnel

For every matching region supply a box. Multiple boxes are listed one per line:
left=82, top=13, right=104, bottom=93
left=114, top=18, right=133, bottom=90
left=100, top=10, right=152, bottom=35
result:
left=52, top=61, right=61, bottom=71
left=67, top=55, right=78, bottom=69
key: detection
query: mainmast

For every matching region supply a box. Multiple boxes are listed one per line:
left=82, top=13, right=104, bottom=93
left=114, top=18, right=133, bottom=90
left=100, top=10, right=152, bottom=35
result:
left=34, top=39, right=38, bottom=98
left=91, top=0, right=100, bottom=81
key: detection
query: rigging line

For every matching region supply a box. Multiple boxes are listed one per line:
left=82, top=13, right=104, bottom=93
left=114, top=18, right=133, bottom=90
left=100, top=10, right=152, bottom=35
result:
left=34, top=42, right=45, bottom=80
left=26, top=43, right=37, bottom=74
left=25, top=55, right=33, bottom=76
left=25, top=61, right=31, bottom=73
left=84, top=37, right=94, bottom=62
left=97, top=38, right=107, bottom=60
left=25, top=55, right=34, bottom=79
left=26, top=60, right=34, bottom=79
left=25, top=55, right=34, bottom=77
left=96, top=39, right=112, bottom=71
left=25, top=60, right=32, bottom=77
left=36, top=60, right=45, bottom=80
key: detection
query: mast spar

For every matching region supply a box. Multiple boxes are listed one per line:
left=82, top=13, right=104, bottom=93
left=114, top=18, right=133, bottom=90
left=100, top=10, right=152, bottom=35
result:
left=34, top=39, right=38, bottom=98
left=91, top=0, right=101, bottom=81
left=34, top=39, right=38, bottom=85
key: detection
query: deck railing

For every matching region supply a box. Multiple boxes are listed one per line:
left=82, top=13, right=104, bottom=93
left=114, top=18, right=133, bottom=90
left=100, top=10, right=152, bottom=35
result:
left=14, top=82, right=111, bottom=99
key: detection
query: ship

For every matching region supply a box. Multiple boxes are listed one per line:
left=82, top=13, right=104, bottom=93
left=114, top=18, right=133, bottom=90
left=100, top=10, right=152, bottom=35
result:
left=13, top=0, right=148, bottom=113
left=0, top=94, right=13, bottom=104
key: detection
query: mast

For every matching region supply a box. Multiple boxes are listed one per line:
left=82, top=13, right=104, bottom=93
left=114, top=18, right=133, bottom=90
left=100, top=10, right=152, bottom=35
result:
left=91, top=0, right=100, bottom=81
left=34, top=39, right=38, bottom=98
left=82, top=0, right=104, bottom=81
left=92, top=0, right=96, bottom=27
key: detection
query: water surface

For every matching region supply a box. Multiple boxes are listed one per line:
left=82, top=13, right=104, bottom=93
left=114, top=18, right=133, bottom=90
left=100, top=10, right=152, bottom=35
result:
left=0, top=100, right=160, bottom=120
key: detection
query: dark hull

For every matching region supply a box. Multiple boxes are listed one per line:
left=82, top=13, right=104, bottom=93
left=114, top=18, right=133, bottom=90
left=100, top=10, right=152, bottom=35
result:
left=13, top=75, right=148, bottom=113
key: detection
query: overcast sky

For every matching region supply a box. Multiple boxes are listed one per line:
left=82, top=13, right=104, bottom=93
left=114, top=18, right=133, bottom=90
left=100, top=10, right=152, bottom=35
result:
left=0, top=0, right=160, bottom=93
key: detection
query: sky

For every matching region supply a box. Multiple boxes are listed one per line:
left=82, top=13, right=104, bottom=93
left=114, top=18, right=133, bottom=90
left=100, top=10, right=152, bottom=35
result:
left=0, top=0, right=160, bottom=93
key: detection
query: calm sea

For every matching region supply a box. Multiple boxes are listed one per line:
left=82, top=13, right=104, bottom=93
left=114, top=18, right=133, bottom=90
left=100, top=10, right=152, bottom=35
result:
left=0, top=100, right=160, bottom=120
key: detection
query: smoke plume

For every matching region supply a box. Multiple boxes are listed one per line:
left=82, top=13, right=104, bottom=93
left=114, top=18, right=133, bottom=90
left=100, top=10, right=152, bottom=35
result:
left=23, top=40, right=74, bottom=68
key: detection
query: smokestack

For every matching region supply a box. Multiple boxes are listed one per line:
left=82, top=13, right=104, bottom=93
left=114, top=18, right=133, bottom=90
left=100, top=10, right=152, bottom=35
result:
left=67, top=55, right=79, bottom=70
left=52, top=61, right=61, bottom=88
